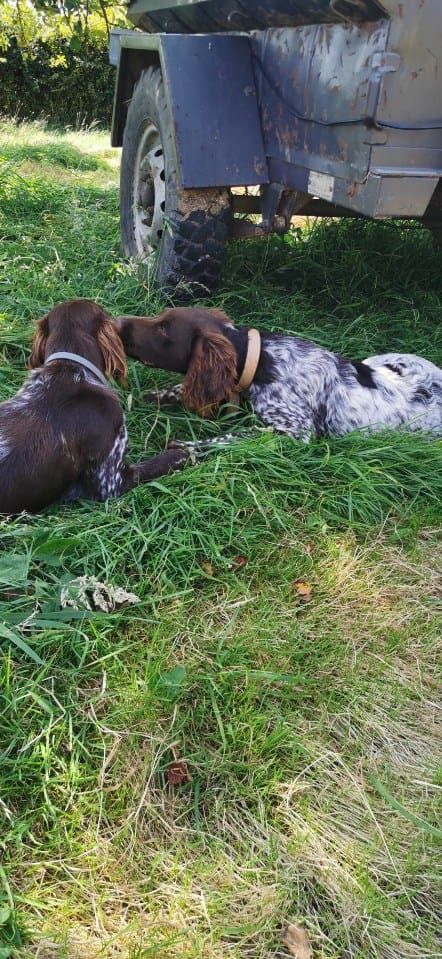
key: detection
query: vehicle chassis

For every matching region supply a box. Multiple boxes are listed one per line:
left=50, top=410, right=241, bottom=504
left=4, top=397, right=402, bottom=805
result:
left=110, top=0, right=442, bottom=292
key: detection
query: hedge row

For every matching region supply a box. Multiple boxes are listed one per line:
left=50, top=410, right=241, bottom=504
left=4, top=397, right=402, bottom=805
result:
left=0, top=36, right=115, bottom=127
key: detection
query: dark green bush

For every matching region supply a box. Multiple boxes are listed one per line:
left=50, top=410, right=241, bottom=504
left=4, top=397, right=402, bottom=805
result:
left=0, top=35, right=115, bottom=127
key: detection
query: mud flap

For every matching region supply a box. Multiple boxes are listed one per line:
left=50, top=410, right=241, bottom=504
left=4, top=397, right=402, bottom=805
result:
left=159, top=33, right=268, bottom=189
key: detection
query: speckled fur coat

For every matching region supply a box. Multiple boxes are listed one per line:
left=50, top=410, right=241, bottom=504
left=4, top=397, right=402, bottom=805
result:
left=246, top=334, right=442, bottom=440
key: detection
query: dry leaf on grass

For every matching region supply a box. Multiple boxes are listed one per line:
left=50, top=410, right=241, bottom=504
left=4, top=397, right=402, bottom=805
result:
left=292, top=580, right=313, bottom=603
left=282, top=923, right=312, bottom=959
left=166, top=760, right=191, bottom=785
left=166, top=745, right=191, bottom=785
left=60, top=576, right=140, bottom=612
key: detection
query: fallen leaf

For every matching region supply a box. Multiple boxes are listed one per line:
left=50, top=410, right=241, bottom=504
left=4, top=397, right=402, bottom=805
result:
left=60, top=576, right=140, bottom=612
left=304, top=542, right=314, bottom=556
left=282, top=923, right=312, bottom=959
left=201, top=561, right=216, bottom=577
left=292, top=580, right=313, bottom=603
left=231, top=555, right=248, bottom=568
left=167, top=760, right=191, bottom=785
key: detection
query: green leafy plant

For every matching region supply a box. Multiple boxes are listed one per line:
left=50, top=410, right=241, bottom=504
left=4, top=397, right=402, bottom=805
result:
left=0, top=0, right=127, bottom=126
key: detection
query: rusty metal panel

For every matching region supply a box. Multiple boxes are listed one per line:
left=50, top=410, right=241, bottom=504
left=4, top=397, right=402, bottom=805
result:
left=375, top=0, right=441, bottom=128
left=253, top=21, right=391, bottom=123
left=127, top=0, right=387, bottom=33
left=251, top=12, right=441, bottom=217
left=370, top=129, right=442, bottom=177
left=374, top=175, right=439, bottom=216
left=159, top=34, right=268, bottom=188
left=331, top=173, right=438, bottom=217
left=252, top=21, right=390, bottom=183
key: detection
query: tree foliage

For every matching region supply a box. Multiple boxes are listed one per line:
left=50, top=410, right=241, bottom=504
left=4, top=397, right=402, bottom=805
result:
left=0, top=0, right=127, bottom=49
left=0, top=0, right=128, bottom=125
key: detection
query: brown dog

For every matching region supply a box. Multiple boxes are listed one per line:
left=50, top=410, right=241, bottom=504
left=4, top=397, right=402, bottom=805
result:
left=116, top=307, right=241, bottom=417
left=0, top=299, right=186, bottom=514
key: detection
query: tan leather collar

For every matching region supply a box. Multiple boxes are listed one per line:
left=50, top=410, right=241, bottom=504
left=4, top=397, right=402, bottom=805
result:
left=236, top=328, right=261, bottom=391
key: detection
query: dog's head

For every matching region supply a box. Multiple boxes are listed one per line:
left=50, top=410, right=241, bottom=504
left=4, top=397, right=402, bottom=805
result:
left=116, top=307, right=238, bottom=416
left=29, top=299, right=127, bottom=382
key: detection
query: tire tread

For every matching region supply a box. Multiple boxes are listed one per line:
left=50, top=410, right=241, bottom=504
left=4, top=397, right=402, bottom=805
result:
left=120, top=66, right=231, bottom=297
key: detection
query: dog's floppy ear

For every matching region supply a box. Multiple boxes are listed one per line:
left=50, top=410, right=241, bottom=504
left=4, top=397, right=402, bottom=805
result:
left=182, top=328, right=238, bottom=416
left=97, top=316, right=127, bottom=383
left=28, top=315, right=49, bottom=368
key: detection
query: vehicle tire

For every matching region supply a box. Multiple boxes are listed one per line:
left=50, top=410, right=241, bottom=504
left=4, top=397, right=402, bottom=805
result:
left=120, top=66, right=232, bottom=297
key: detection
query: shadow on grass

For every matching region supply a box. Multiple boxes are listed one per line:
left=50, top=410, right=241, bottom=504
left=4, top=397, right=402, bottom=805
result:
left=225, top=218, right=442, bottom=310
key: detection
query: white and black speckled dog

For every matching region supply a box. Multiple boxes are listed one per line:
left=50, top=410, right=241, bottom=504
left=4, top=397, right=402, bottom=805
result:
left=0, top=300, right=185, bottom=514
left=116, top=307, right=442, bottom=446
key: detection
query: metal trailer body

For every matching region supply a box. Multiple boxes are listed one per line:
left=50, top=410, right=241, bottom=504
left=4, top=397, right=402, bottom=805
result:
left=110, top=0, right=442, bottom=292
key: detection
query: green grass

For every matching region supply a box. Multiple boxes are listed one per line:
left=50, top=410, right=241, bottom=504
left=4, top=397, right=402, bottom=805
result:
left=0, top=118, right=441, bottom=959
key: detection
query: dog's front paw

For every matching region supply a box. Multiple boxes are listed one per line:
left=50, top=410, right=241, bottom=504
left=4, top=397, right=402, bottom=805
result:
left=166, top=438, right=186, bottom=450
left=166, top=439, right=197, bottom=466
left=162, top=447, right=189, bottom=472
